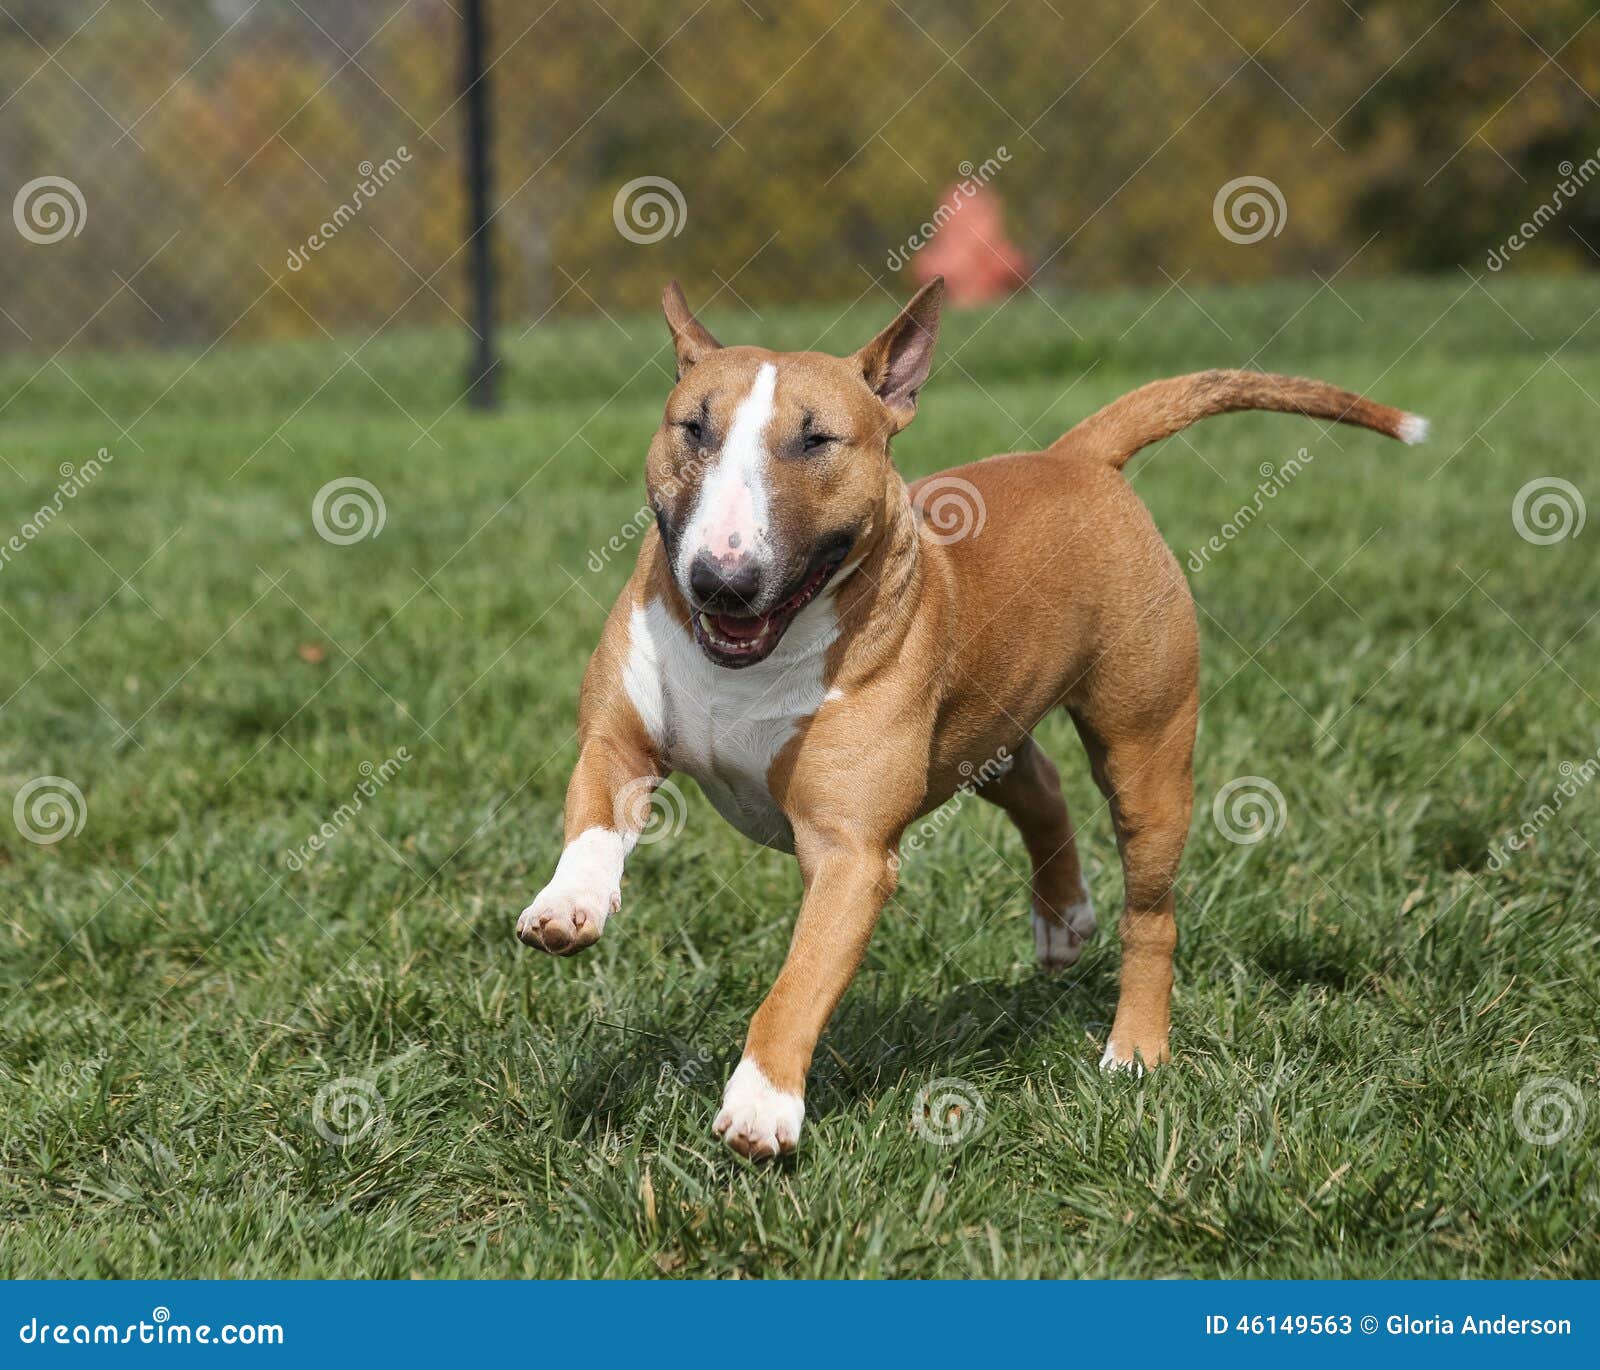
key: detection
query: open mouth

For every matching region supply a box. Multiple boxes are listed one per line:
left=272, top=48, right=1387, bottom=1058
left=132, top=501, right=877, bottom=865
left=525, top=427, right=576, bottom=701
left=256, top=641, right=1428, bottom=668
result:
left=692, top=542, right=850, bottom=668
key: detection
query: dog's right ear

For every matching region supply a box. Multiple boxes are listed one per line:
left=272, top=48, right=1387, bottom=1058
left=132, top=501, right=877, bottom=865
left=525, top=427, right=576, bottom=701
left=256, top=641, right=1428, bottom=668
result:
left=856, top=277, right=944, bottom=433
left=662, top=281, right=721, bottom=378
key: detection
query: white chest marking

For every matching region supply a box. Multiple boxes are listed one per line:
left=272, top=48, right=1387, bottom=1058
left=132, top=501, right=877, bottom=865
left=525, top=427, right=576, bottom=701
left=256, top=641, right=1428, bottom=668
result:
left=622, top=593, right=836, bottom=852
left=677, top=362, right=777, bottom=579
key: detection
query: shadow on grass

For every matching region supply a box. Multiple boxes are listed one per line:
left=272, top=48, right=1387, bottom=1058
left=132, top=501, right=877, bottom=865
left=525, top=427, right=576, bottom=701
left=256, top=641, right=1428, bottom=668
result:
left=551, top=956, right=1127, bottom=1141
left=1248, top=935, right=1360, bottom=992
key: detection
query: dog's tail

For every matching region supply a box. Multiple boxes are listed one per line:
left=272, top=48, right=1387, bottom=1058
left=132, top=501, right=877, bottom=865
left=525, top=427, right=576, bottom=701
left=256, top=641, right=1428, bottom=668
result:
left=1057, top=369, right=1428, bottom=469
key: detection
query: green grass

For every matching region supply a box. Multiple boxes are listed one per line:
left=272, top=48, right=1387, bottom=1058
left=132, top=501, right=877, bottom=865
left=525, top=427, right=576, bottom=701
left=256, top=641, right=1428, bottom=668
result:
left=2, top=276, right=1597, bottom=1278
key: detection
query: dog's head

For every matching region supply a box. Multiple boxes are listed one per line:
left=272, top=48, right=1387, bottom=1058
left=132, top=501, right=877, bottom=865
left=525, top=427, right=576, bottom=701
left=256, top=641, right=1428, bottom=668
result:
left=647, top=278, right=944, bottom=668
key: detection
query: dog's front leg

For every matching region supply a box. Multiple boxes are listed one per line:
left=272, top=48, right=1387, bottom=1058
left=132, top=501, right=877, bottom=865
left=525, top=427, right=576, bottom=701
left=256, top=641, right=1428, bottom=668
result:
left=515, top=725, right=664, bottom=956
left=715, top=828, right=897, bottom=1158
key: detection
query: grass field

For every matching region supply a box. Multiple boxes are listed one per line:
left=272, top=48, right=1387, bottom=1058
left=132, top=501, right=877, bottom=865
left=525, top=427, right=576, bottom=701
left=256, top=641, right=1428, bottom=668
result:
left=2, top=276, right=1597, bottom=1279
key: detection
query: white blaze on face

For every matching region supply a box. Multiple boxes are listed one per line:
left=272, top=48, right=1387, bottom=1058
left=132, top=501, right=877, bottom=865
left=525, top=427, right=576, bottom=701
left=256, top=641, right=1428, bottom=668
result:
left=677, top=362, right=777, bottom=584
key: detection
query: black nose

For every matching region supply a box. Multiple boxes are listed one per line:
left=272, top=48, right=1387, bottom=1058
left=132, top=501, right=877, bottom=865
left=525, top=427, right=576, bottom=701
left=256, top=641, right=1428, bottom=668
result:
left=689, top=552, right=761, bottom=610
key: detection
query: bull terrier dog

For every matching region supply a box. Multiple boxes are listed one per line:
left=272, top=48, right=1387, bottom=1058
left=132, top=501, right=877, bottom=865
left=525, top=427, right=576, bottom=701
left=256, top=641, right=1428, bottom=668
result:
left=516, top=278, right=1427, bottom=1158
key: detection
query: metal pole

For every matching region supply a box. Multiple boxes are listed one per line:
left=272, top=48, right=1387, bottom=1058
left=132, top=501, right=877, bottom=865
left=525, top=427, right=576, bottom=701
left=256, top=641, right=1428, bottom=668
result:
left=462, top=0, right=499, bottom=409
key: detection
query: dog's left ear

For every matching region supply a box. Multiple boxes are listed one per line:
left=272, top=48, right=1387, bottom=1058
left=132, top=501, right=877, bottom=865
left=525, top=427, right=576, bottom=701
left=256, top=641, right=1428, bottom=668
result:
left=662, top=281, right=722, bottom=378
left=856, top=277, right=944, bottom=432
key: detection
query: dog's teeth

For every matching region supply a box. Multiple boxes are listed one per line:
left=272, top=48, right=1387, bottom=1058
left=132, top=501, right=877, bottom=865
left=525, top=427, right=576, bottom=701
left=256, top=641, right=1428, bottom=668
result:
left=699, top=613, right=714, bottom=633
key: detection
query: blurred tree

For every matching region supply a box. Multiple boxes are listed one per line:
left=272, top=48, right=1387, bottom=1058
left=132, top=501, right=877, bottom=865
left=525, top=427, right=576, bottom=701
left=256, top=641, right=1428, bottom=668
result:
left=2, top=0, right=1595, bottom=356
left=1344, top=0, right=1600, bottom=273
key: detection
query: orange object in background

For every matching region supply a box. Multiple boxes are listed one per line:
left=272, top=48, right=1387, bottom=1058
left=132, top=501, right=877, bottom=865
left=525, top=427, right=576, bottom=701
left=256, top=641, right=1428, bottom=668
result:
left=912, top=184, right=1030, bottom=306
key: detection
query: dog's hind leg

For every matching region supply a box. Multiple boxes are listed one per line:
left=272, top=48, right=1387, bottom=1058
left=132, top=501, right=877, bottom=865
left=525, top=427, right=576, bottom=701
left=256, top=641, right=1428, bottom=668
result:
left=1073, top=695, right=1197, bottom=1071
left=979, top=735, right=1097, bottom=970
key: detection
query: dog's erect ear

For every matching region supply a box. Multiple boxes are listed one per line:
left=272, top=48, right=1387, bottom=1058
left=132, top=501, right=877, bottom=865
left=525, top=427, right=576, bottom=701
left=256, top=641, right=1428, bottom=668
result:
left=662, top=281, right=722, bottom=378
left=856, top=277, right=944, bottom=431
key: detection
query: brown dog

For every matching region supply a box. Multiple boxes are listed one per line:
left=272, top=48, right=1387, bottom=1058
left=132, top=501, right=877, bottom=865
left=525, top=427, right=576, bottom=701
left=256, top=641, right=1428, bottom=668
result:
left=516, top=278, right=1426, bottom=1158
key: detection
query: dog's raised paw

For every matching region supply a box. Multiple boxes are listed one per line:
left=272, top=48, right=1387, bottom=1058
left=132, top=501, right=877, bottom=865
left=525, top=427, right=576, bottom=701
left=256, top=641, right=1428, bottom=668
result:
left=713, top=1059, right=803, bottom=1159
left=1034, top=881, right=1097, bottom=971
left=515, top=829, right=625, bottom=955
left=515, top=881, right=617, bottom=955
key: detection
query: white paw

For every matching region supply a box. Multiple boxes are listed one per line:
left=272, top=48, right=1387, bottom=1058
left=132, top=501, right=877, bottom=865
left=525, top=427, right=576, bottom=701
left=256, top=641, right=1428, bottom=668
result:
left=1098, top=1041, right=1144, bottom=1076
left=515, top=828, right=624, bottom=955
left=1034, top=880, right=1097, bottom=970
left=516, top=881, right=614, bottom=955
left=713, top=1059, right=804, bottom=1158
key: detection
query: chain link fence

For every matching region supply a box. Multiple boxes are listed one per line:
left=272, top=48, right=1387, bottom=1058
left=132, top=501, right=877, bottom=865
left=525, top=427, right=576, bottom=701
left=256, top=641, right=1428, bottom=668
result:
left=3, top=0, right=1598, bottom=412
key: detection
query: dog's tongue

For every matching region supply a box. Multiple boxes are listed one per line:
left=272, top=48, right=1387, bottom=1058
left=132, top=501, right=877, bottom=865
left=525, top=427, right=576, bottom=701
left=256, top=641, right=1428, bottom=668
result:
left=712, top=612, right=768, bottom=642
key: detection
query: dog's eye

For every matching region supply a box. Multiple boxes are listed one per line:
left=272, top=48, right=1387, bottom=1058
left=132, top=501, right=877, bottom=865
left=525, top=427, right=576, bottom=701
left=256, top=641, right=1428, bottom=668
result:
left=678, top=419, right=703, bottom=441
left=803, top=432, right=836, bottom=452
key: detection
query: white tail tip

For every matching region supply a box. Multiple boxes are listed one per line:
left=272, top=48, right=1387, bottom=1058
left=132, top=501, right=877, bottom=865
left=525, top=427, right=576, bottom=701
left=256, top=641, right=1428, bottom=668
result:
left=1397, top=413, right=1430, bottom=445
